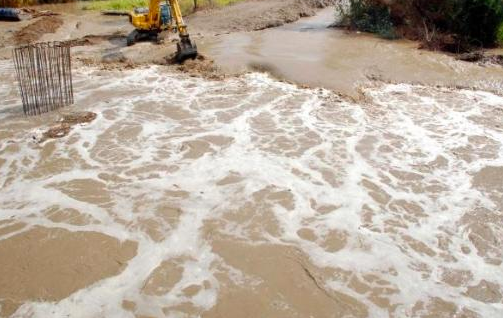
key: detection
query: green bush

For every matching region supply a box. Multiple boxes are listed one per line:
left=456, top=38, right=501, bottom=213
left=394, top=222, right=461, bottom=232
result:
left=340, top=0, right=503, bottom=49
left=346, top=0, right=396, bottom=39
left=82, top=0, right=148, bottom=11
left=453, top=0, right=503, bottom=47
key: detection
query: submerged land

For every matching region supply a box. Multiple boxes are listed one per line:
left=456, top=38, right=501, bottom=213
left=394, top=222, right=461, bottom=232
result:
left=0, top=1, right=502, bottom=317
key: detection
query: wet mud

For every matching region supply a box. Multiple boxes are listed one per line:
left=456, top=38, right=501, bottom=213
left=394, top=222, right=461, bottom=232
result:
left=186, top=0, right=337, bottom=35
left=14, top=15, right=63, bottom=45
left=176, top=54, right=223, bottom=79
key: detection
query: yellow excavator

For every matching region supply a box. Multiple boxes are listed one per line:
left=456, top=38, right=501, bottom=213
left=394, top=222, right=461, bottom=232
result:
left=128, top=0, right=198, bottom=62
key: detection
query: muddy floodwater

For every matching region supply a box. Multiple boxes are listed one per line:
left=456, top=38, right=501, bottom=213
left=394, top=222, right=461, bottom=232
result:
left=1, top=53, right=503, bottom=317
left=201, top=8, right=503, bottom=98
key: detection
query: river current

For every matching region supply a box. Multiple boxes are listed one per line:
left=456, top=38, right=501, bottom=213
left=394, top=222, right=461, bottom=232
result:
left=0, top=59, right=502, bottom=317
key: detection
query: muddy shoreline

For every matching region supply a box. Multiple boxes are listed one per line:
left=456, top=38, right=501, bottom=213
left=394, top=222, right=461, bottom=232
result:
left=1, top=0, right=502, bottom=98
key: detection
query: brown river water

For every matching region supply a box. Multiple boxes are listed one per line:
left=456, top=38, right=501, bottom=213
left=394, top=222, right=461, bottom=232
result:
left=1, top=6, right=503, bottom=318
left=200, top=7, right=503, bottom=98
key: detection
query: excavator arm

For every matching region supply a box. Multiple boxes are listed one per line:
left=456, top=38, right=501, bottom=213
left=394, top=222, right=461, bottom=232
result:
left=169, top=0, right=198, bottom=62
left=128, top=0, right=198, bottom=62
left=147, top=0, right=161, bottom=29
left=169, top=0, right=187, bottom=36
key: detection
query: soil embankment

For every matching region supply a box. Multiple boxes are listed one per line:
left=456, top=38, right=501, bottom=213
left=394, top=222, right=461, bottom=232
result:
left=187, top=0, right=337, bottom=34
left=14, top=15, right=63, bottom=44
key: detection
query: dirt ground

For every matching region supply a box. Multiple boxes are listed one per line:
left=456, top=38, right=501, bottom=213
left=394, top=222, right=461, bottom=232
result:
left=14, top=15, right=63, bottom=44
left=0, top=0, right=336, bottom=57
left=186, top=0, right=337, bottom=34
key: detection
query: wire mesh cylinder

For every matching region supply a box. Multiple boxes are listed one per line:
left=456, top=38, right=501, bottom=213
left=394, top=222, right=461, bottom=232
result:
left=13, top=41, right=74, bottom=116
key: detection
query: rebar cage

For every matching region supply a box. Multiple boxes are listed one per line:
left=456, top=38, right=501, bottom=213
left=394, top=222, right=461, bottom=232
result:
left=13, top=41, right=74, bottom=116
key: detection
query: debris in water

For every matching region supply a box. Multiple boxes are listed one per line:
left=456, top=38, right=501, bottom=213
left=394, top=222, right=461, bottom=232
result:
left=456, top=51, right=485, bottom=62
left=35, top=112, right=97, bottom=143
left=456, top=52, right=503, bottom=66
left=176, top=54, right=224, bottom=79
left=60, top=112, right=97, bottom=125
left=43, top=123, right=72, bottom=140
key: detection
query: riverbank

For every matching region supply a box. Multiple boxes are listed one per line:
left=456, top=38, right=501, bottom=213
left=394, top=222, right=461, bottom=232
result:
left=199, top=7, right=503, bottom=98
left=2, top=1, right=502, bottom=98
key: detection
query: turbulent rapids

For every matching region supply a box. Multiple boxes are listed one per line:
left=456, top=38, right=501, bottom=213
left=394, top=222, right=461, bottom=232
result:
left=0, top=61, right=502, bottom=317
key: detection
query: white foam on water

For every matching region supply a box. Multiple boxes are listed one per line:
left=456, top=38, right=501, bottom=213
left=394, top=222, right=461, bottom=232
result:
left=0, top=61, right=502, bottom=317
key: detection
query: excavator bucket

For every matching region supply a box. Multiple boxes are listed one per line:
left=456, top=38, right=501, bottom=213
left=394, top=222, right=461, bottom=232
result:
left=176, top=35, right=198, bottom=63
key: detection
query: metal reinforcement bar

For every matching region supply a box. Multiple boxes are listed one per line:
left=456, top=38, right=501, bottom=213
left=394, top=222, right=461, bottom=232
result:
left=13, top=41, right=74, bottom=116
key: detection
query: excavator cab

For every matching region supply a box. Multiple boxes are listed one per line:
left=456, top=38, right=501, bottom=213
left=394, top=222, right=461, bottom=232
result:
left=128, top=0, right=198, bottom=62
left=159, top=3, right=172, bottom=27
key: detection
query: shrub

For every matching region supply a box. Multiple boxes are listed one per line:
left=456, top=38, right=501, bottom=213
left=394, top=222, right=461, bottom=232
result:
left=454, top=0, right=503, bottom=47
left=339, top=0, right=503, bottom=50
left=82, top=0, right=148, bottom=11
left=345, top=0, right=396, bottom=39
